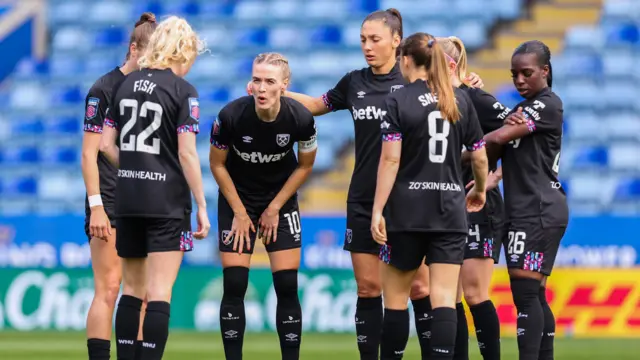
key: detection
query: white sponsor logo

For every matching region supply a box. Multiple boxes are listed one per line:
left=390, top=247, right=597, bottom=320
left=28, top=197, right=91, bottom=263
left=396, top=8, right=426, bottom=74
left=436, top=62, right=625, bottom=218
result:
left=118, top=169, right=166, bottom=181
left=357, top=91, right=366, bottom=98
left=352, top=106, right=386, bottom=120
left=233, top=145, right=290, bottom=163
left=408, top=181, right=462, bottom=192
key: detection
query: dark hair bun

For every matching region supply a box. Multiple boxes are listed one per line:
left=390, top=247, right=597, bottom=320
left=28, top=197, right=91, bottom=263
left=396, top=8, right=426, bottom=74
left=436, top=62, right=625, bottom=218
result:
left=135, top=12, right=156, bottom=27
left=386, top=8, right=402, bottom=23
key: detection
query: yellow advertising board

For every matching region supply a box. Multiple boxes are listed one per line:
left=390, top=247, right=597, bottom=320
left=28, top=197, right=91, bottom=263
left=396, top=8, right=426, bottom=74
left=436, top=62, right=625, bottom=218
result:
left=473, top=269, right=640, bottom=338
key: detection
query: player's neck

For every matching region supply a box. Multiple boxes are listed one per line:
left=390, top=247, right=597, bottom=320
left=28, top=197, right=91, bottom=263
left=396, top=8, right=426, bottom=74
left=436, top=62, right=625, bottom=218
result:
left=450, top=76, right=463, bottom=88
left=371, top=59, right=396, bottom=75
left=407, top=69, right=428, bottom=83
left=120, top=59, right=138, bottom=75
left=256, top=100, right=281, bottom=123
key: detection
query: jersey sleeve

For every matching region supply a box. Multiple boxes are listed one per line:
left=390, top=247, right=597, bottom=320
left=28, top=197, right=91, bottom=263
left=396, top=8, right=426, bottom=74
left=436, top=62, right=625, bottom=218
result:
left=83, top=87, right=109, bottom=133
left=463, top=97, right=486, bottom=151
left=297, top=112, right=318, bottom=153
left=523, top=96, right=563, bottom=134
left=321, top=72, right=351, bottom=112
left=176, top=85, right=200, bottom=135
left=471, top=90, right=511, bottom=133
left=380, top=96, right=402, bottom=142
left=210, top=107, right=232, bottom=150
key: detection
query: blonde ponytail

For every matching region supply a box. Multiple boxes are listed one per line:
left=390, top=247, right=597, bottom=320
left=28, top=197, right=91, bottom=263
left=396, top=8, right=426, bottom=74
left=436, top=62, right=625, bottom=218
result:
left=428, top=40, right=460, bottom=124
left=436, top=36, right=468, bottom=83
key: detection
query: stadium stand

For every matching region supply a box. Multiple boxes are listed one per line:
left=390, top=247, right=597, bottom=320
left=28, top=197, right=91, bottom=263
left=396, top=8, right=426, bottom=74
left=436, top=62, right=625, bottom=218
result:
left=0, top=0, right=637, bottom=216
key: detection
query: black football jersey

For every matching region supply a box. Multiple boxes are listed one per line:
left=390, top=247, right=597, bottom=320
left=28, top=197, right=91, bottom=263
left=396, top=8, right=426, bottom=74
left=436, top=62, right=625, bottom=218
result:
left=380, top=81, right=485, bottom=233
left=210, top=96, right=317, bottom=205
left=105, top=68, right=200, bottom=218
left=322, top=63, right=406, bottom=203
left=501, top=87, right=569, bottom=227
left=83, top=67, right=125, bottom=210
left=459, top=85, right=510, bottom=224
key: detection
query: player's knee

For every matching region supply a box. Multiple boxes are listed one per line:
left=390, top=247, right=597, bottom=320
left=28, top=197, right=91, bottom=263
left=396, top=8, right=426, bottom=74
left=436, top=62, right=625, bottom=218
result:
left=462, top=280, right=489, bottom=306
left=273, top=269, right=299, bottom=306
left=510, top=277, right=541, bottom=309
left=355, top=275, right=381, bottom=298
left=409, top=279, right=429, bottom=300
left=122, top=273, right=145, bottom=299
left=222, top=266, right=249, bottom=302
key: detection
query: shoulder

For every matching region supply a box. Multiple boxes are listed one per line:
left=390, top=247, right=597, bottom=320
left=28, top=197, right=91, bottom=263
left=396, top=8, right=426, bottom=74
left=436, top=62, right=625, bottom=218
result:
left=537, top=89, right=563, bottom=111
left=174, top=75, right=198, bottom=96
left=283, top=97, right=313, bottom=117
left=88, top=69, right=121, bottom=96
left=454, top=87, right=473, bottom=107
left=219, top=96, right=253, bottom=121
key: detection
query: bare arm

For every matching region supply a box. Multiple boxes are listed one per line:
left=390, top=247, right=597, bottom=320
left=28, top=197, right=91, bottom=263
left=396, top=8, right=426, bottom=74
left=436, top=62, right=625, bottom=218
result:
left=372, top=141, right=401, bottom=214
left=209, top=146, right=247, bottom=215
left=269, top=148, right=317, bottom=211
left=284, top=91, right=331, bottom=116
left=99, top=124, right=119, bottom=167
left=81, top=132, right=103, bottom=198
left=178, top=132, right=206, bottom=209
left=470, top=147, right=489, bottom=192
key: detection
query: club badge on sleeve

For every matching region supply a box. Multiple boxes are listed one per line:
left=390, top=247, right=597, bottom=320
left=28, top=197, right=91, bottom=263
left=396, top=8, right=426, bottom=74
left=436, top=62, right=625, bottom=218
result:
left=188, top=97, right=200, bottom=121
left=85, top=97, right=99, bottom=120
left=212, top=117, right=221, bottom=136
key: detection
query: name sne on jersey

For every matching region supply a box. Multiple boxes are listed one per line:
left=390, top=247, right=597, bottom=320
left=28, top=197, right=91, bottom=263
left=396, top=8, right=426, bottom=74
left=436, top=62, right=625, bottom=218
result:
left=118, top=169, right=166, bottom=181
left=408, top=181, right=462, bottom=191
left=233, top=145, right=290, bottom=164
left=133, top=79, right=156, bottom=94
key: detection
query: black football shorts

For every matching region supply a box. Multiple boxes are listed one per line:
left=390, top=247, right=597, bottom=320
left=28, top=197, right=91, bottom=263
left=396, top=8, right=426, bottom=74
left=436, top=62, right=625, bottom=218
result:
left=503, top=220, right=566, bottom=276
left=84, top=203, right=116, bottom=242
left=379, top=231, right=467, bottom=271
left=344, top=201, right=381, bottom=255
left=464, top=215, right=503, bottom=263
left=217, top=195, right=302, bottom=254
left=116, top=216, right=193, bottom=258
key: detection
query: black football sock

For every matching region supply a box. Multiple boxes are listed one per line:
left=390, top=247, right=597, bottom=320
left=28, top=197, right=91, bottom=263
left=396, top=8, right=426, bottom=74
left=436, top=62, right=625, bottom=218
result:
left=273, top=270, right=302, bottom=360
left=430, top=307, right=457, bottom=359
left=454, top=303, right=469, bottom=360
left=511, top=278, right=543, bottom=360
left=411, top=296, right=432, bottom=359
left=356, top=295, right=383, bottom=360
left=220, top=266, right=249, bottom=360
left=87, top=338, right=110, bottom=360
left=470, top=300, right=501, bottom=360
left=134, top=342, right=143, bottom=360
left=140, top=301, right=170, bottom=360
left=380, top=308, right=410, bottom=360
left=115, top=295, right=143, bottom=360
left=538, top=286, right=555, bottom=360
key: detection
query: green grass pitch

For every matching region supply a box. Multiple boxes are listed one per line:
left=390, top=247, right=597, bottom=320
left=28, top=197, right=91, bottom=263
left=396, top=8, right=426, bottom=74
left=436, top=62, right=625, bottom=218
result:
left=1, top=331, right=639, bottom=359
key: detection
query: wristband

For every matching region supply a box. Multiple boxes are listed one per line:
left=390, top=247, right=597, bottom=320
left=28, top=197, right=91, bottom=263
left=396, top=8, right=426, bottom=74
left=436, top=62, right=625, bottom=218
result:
left=88, top=194, right=103, bottom=208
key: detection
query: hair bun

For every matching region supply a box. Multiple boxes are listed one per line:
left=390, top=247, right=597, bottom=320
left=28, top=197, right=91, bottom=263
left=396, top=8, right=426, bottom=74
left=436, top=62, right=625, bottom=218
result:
left=135, top=12, right=156, bottom=27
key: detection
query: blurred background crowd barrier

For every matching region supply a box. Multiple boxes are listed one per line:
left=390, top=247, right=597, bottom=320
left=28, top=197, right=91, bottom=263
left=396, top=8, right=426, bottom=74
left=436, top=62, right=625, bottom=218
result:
left=0, top=0, right=638, bottom=339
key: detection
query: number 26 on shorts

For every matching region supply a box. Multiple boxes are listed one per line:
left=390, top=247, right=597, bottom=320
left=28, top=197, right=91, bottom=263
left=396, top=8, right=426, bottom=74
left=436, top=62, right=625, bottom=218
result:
left=507, top=231, right=526, bottom=255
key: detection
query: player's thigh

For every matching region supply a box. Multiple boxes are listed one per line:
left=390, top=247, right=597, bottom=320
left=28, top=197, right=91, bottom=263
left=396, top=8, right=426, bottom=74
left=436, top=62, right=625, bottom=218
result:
left=351, top=252, right=382, bottom=296
left=425, top=232, right=466, bottom=308
left=268, top=248, right=301, bottom=272
left=380, top=262, right=418, bottom=310
left=217, top=196, right=258, bottom=254
left=505, top=223, right=565, bottom=279
left=89, top=229, right=121, bottom=300
left=344, top=202, right=380, bottom=255
left=144, top=217, right=193, bottom=300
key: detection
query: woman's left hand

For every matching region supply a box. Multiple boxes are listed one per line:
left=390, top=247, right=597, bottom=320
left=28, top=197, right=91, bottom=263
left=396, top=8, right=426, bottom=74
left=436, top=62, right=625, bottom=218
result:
left=371, top=212, right=387, bottom=245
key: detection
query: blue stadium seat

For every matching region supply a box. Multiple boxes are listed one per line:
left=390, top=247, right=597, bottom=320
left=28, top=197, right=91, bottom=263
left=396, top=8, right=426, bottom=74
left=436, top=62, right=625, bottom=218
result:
left=604, top=23, right=640, bottom=46
left=571, top=146, right=609, bottom=169
left=309, top=26, right=343, bottom=46
left=10, top=116, right=44, bottom=136
left=614, top=178, right=640, bottom=200
left=1, top=176, right=38, bottom=196
left=0, top=146, right=40, bottom=165
left=94, top=27, right=127, bottom=47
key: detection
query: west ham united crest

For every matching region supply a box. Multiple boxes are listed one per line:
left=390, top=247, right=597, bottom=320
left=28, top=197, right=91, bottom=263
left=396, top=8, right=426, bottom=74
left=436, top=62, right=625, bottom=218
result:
left=276, top=134, right=290, bottom=147
left=221, top=230, right=232, bottom=245
left=390, top=85, right=404, bottom=93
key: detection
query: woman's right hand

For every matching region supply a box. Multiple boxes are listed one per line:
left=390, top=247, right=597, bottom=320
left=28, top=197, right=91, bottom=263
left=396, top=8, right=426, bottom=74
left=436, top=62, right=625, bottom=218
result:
left=227, top=212, right=256, bottom=254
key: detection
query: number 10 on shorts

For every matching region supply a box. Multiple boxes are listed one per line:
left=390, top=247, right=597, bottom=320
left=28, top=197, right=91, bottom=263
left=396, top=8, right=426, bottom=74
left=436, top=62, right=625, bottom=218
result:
left=283, top=211, right=301, bottom=235
left=508, top=231, right=526, bottom=255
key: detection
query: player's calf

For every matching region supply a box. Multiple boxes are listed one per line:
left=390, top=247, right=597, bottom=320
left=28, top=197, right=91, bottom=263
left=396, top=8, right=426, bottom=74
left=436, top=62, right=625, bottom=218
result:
left=510, top=276, right=543, bottom=360
left=220, top=266, right=250, bottom=360
left=538, top=285, right=555, bottom=360
left=273, top=269, right=302, bottom=360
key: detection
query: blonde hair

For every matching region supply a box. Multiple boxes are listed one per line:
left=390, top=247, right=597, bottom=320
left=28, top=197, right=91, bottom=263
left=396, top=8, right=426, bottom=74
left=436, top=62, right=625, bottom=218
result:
left=253, top=52, right=291, bottom=83
left=137, top=16, right=206, bottom=69
left=436, top=36, right=468, bottom=83
left=400, top=33, right=460, bottom=123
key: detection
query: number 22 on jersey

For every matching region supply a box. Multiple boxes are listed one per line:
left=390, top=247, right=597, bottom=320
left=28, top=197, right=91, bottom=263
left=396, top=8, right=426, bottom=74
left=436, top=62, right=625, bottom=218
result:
left=120, top=99, right=163, bottom=155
